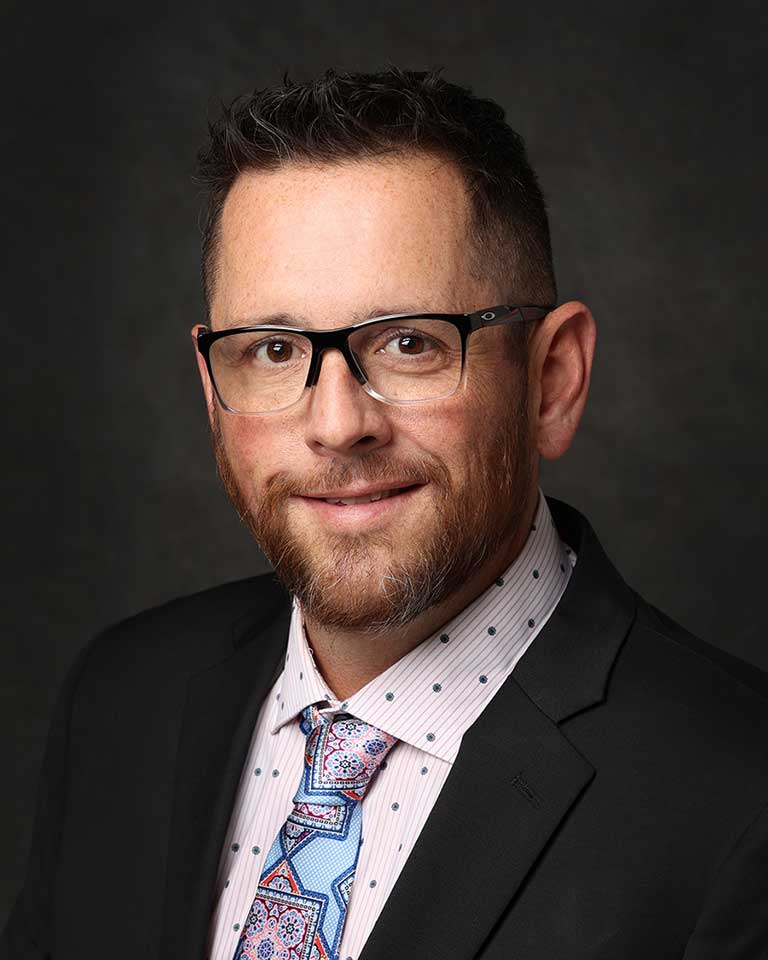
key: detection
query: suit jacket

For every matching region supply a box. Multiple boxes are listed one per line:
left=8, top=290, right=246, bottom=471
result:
left=3, top=496, right=768, bottom=959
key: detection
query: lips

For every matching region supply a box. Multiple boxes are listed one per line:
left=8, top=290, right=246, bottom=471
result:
left=293, top=482, right=425, bottom=529
left=321, top=489, right=402, bottom=506
left=303, top=483, right=420, bottom=506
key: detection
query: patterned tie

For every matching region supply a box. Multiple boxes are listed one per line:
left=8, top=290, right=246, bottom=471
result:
left=232, top=704, right=398, bottom=960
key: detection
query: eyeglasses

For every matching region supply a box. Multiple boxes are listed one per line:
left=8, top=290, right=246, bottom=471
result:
left=195, top=303, right=553, bottom=415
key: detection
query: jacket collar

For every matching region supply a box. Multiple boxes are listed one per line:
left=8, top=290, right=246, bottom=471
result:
left=514, top=495, right=637, bottom=722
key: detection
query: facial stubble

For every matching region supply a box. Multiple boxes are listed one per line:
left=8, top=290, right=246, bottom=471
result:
left=211, top=381, right=534, bottom=633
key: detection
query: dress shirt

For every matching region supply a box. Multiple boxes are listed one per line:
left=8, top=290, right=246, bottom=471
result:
left=208, top=487, right=577, bottom=960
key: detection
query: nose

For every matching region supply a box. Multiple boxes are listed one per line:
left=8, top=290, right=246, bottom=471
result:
left=302, top=349, right=392, bottom=457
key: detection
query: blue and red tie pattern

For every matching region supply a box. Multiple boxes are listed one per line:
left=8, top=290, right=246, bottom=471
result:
left=232, top=705, right=398, bottom=960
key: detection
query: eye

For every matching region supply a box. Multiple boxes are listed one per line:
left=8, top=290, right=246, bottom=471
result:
left=380, top=331, right=437, bottom=356
left=389, top=334, right=424, bottom=355
left=259, top=339, right=292, bottom=362
left=242, top=334, right=311, bottom=367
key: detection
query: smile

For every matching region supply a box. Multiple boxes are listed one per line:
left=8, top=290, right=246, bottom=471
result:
left=296, top=483, right=424, bottom=521
left=321, top=489, right=403, bottom=506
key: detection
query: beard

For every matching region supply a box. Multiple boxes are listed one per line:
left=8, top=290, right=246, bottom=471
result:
left=211, top=381, right=535, bottom=634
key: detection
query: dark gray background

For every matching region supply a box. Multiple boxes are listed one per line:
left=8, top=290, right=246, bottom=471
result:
left=3, top=0, right=766, bottom=925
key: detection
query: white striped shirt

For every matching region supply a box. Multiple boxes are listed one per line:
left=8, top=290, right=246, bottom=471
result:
left=207, top=488, right=576, bottom=960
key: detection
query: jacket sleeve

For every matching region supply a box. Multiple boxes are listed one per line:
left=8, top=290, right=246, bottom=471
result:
left=0, top=641, right=94, bottom=959
left=682, top=800, right=768, bottom=959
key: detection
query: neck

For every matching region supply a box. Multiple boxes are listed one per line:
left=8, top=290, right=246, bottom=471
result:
left=302, top=484, right=541, bottom=701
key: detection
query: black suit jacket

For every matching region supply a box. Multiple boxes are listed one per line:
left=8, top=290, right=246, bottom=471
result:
left=3, top=497, right=768, bottom=959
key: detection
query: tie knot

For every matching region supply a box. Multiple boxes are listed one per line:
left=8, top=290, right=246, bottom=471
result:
left=296, top=705, right=397, bottom=805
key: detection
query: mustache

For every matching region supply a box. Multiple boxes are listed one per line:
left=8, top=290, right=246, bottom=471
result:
left=260, top=452, right=453, bottom=501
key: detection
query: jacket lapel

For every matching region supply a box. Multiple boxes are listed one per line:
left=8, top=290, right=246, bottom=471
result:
left=360, top=674, right=596, bottom=960
left=360, top=497, right=638, bottom=960
left=160, top=586, right=291, bottom=959
left=513, top=496, right=638, bottom=723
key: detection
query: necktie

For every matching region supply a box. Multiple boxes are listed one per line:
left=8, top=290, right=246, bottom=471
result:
left=232, top=704, right=398, bottom=960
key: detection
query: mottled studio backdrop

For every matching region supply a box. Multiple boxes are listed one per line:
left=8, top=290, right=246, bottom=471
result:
left=2, top=0, right=766, bottom=925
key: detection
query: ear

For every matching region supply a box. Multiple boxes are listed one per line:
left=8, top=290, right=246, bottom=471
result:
left=527, top=301, right=596, bottom=461
left=190, top=325, right=217, bottom=428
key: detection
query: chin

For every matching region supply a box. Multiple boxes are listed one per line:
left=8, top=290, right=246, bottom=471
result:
left=271, top=532, right=460, bottom=632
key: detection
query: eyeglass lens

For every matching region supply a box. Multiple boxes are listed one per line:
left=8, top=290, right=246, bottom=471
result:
left=208, top=317, right=464, bottom=413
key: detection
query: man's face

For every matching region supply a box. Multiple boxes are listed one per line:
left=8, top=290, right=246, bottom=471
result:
left=198, top=153, right=537, bottom=630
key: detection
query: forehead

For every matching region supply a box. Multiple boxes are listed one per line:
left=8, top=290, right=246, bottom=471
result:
left=212, top=153, right=488, bottom=327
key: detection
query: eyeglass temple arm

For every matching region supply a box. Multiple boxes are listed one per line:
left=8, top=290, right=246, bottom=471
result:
left=469, top=305, right=553, bottom=331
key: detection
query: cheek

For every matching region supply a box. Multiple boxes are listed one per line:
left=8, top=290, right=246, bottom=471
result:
left=217, top=414, right=298, bottom=486
left=392, top=402, right=479, bottom=482
left=424, top=377, right=521, bottom=481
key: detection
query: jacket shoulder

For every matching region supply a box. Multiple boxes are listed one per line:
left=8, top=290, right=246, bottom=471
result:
left=635, top=596, right=768, bottom=703
left=76, top=572, right=290, bottom=683
left=607, top=594, right=768, bottom=798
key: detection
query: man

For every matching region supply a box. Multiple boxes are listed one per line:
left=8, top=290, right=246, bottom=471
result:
left=3, top=66, right=767, bottom=960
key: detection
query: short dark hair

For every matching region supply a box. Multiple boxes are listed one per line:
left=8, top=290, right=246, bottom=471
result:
left=195, top=66, right=556, bottom=349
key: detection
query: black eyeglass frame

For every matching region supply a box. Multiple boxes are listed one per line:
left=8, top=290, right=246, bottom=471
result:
left=196, top=303, right=554, bottom=414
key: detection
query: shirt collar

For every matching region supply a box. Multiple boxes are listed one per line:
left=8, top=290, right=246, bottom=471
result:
left=271, top=603, right=332, bottom=731
left=271, top=487, right=575, bottom=762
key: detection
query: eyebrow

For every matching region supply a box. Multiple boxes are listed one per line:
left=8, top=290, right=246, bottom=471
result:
left=223, top=305, right=436, bottom=330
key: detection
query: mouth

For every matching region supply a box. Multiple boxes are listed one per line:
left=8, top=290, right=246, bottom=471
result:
left=312, top=484, right=421, bottom=506
left=294, top=482, right=426, bottom=525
